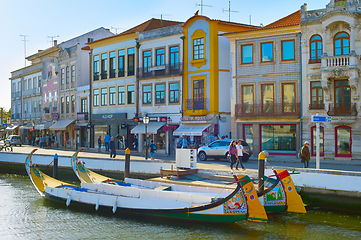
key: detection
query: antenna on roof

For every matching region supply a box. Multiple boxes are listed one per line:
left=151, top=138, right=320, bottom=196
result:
left=20, top=35, right=29, bottom=67
left=152, top=14, right=172, bottom=27
left=48, top=35, right=59, bottom=46
left=249, top=15, right=252, bottom=25
left=111, top=27, right=124, bottom=35
left=196, top=0, right=212, bottom=15
left=222, top=1, right=239, bottom=22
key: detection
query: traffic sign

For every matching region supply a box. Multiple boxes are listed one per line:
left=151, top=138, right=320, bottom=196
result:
left=7, top=117, right=10, bottom=124
left=312, top=116, right=331, bottom=122
left=2, top=123, right=7, bottom=129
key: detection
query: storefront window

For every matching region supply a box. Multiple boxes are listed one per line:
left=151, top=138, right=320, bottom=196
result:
left=94, top=125, right=108, bottom=148
left=154, top=128, right=166, bottom=150
left=336, top=126, right=351, bottom=157
left=261, top=124, right=296, bottom=154
left=311, top=126, right=324, bottom=156
left=243, top=125, right=253, bottom=153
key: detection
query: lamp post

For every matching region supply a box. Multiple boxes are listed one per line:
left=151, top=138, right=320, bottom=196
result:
left=167, top=117, right=172, bottom=156
left=143, top=114, right=149, bottom=160
left=74, top=122, right=80, bottom=151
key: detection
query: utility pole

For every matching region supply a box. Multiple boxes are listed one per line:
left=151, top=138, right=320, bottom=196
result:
left=222, top=1, right=239, bottom=22
left=48, top=35, right=59, bottom=46
left=196, top=0, right=212, bottom=15
left=20, top=35, right=29, bottom=67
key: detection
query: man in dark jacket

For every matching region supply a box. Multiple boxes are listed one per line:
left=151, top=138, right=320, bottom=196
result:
left=301, top=141, right=310, bottom=168
left=109, top=136, right=116, bottom=158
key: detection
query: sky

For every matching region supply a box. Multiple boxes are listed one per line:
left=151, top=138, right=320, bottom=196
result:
left=0, top=0, right=329, bottom=110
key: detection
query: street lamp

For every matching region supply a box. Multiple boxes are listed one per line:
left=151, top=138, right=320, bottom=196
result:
left=167, top=117, right=172, bottom=156
left=143, top=114, right=149, bottom=160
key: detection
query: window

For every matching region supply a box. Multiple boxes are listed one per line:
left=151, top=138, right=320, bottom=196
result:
left=170, top=46, right=179, bottom=70
left=156, top=48, right=165, bottom=66
left=143, top=50, right=151, bottom=73
left=101, top=53, right=107, bottom=79
left=193, top=80, right=204, bottom=110
left=334, top=80, right=351, bottom=114
left=241, top=85, right=254, bottom=114
left=44, top=92, right=47, bottom=108
left=66, top=66, right=70, bottom=84
left=310, top=81, right=323, bottom=109
left=127, top=85, right=135, bottom=104
left=118, top=86, right=125, bottom=105
left=334, top=32, right=350, bottom=56
left=24, top=102, right=27, bottom=113
left=155, top=84, right=165, bottom=104
left=28, top=78, right=32, bottom=90
left=281, top=40, right=295, bottom=61
left=88, top=38, right=94, bottom=43
left=101, top=88, right=107, bottom=106
left=71, top=65, right=75, bottom=82
left=53, top=90, right=57, bottom=111
left=243, top=125, right=253, bottom=153
left=109, top=87, right=116, bottom=105
left=336, top=126, right=351, bottom=157
left=310, top=35, right=322, bottom=63
left=193, top=38, right=204, bottom=60
left=241, top=44, right=253, bottom=64
left=127, top=48, right=135, bottom=76
left=311, top=126, right=324, bottom=156
left=38, top=76, right=41, bottom=88
left=48, top=91, right=52, bottom=108
left=34, top=101, right=37, bottom=112
left=169, top=82, right=179, bottom=103
left=66, top=96, right=70, bottom=113
left=28, top=102, right=31, bottom=113
left=80, top=98, right=87, bottom=113
left=118, top=50, right=125, bottom=77
left=38, top=101, right=41, bottom=112
left=261, top=84, right=274, bottom=113
left=24, top=79, right=27, bottom=91
left=143, top=85, right=152, bottom=104
left=33, top=77, right=37, bottom=89
left=93, top=89, right=99, bottom=106
left=261, top=124, right=296, bottom=153
left=261, top=42, right=273, bottom=62
left=282, top=83, right=295, bottom=113
left=12, top=83, right=15, bottom=93
left=109, top=51, right=116, bottom=78
left=93, top=55, right=99, bottom=80
left=61, top=97, right=64, bottom=113
left=71, top=95, right=75, bottom=113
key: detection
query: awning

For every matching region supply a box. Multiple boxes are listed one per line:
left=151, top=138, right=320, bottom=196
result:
left=20, top=124, right=33, bottom=130
left=6, top=124, right=20, bottom=131
left=35, top=122, right=53, bottom=130
left=173, top=123, right=211, bottom=136
left=49, top=119, right=75, bottom=130
left=131, top=122, right=165, bottom=134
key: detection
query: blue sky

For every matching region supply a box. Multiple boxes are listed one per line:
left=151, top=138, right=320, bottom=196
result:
left=0, top=0, right=328, bottom=110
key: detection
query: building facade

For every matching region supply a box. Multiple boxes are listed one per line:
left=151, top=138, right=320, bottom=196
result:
left=301, top=0, right=361, bottom=160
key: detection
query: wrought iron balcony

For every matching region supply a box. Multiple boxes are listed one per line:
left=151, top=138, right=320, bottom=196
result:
left=309, top=103, right=325, bottom=110
left=327, top=103, right=357, bottom=116
left=235, top=102, right=301, bottom=118
left=186, top=98, right=206, bottom=110
left=137, top=62, right=182, bottom=79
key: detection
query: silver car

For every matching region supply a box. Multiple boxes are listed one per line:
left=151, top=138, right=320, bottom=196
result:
left=5, top=135, right=22, bottom=146
left=197, top=139, right=251, bottom=162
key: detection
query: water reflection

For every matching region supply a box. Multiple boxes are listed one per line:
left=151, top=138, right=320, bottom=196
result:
left=0, top=174, right=360, bottom=239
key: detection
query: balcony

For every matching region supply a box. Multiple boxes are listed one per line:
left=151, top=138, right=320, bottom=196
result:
left=309, top=58, right=321, bottom=64
left=101, top=71, right=107, bottom=80
left=186, top=98, right=206, bottom=110
left=12, top=113, right=20, bottom=119
left=327, top=103, right=357, bottom=116
left=309, top=103, right=325, bottom=110
left=93, top=73, right=99, bottom=81
left=77, top=112, right=88, bottom=121
left=321, top=55, right=359, bottom=70
left=235, top=102, right=301, bottom=118
left=137, top=62, right=182, bottom=79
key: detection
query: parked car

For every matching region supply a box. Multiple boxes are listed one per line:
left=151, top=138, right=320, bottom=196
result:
left=197, top=139, right=251, bottom=162
left=5, top=135, right=22, bottom=146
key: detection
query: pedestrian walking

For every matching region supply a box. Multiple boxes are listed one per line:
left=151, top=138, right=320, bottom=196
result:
left=182, top=136, right=188, bottom=149
left=236, top=140, right=249, bottom=171
left=97, top=136, right=102, bottom=152
left=35, top=136, right=40, bottom=146
left=301, top=141, right=311, bottom=168
left=133, top=135, right=138, bottom=151
left=46, top=134, right=50, bottom=148
left=109, top=137, right=116, bottom=158
left=149, top=140, right=157, bottom=160
left=40, top=136, right=45, bottom=148
left=104, top=133, right=110, bottom=152
left=228, top=140, right=237, bottom=171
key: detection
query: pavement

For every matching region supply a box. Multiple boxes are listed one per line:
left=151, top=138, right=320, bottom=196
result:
left=5, top=145, right=361, bottom=173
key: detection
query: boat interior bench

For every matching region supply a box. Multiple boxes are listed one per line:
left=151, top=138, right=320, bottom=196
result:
left=160, top=168, right=198, bottom=180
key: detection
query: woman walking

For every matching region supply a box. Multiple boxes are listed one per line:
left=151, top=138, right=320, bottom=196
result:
left=228, top=140, right=237, bottom=171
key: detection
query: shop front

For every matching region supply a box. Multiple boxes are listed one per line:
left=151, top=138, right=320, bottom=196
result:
left=49, top=119, right=75, bottom=148
left=131, top=122, right=166, bottom=153
left=6, top=124, right=20, bottom=136
left=173, top=123, right=212, bottom=148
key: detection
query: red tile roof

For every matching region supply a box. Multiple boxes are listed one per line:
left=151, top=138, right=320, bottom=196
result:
left=263, top=10, right=300, bottom=29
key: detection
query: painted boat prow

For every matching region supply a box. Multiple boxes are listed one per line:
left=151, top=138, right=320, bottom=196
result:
left=275, top=169, right=306, bottom=214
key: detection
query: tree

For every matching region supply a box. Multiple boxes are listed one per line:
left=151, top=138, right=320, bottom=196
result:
left=0, top=107, right=11, bottom=123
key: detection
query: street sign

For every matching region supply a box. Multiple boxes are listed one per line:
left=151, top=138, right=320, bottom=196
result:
left=2, top=123, right=7, bottom=129
left=312, top=116, right=331, bottom=122
left=7, top=117, right=10, bottom=124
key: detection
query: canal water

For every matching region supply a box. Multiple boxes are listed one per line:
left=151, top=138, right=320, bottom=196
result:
left=1, top=174, right=361, bottom=240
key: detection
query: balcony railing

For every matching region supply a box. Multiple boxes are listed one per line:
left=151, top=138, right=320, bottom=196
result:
left=101, top=71, right=107, bottom=80
left=186, top=98, right=206, bottom=110
left=327, top=103, right=357, bottom=116
left=309, top=103, right=325, bottom=110
left=77, top=112, right=88, bottom=121
left=12, top=113, right=20, bottom=119
left=137, top=62, right=182, bottom=79
left=94, top=73, right=99, bottom=81
left=326, top=56, right=350, bottom=67
left=235, top=102, right=301, bottom=118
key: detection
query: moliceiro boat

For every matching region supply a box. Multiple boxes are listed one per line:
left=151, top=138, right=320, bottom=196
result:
left=26, top=149, right=268, bottom=223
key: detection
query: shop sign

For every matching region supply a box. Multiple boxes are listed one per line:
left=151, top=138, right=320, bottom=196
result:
left=181, top=116, right=207, bottom=121
left=77, top=112, right=88, bottom=121
left=92, top=113, right=127, bottom=120
left=133, top=116, right=167, bottom=122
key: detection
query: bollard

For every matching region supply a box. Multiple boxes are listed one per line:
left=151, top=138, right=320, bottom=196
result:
left=258, top=150, right=269, bottom=193
left=124, top=148, right=130, bottom=180
left=53, top=153, right=58, bottom=179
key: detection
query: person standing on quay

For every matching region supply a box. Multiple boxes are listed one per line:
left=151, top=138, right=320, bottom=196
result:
left=228, top=140, right=237, bottom=171
left=109, top=136, right=116, bottom=158
left=149, top=139, right=156, bottom=160
left=301, top=141, right=310, bottom=168
left=97, top=136, right=102, bottom=152
left=235, top=140, right=249, bottom=171
left=104, top=133, right=111, bottom=152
